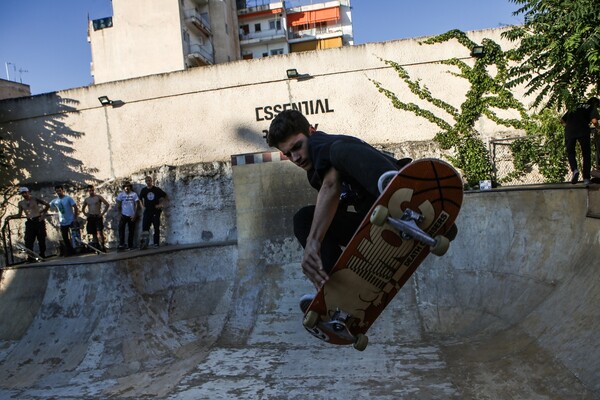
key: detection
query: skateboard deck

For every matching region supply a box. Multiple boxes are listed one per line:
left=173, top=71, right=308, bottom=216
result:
left=14, top=242, right=44, bottom=262
left=74, top=237, right=106, bottom=254
left=303, top=158, right=463, bottom=350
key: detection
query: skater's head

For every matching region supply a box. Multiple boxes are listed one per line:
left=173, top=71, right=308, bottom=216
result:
left=144, top=176, right=154, bottom=188
left=266, top=110, right=311, bottom=147
left=267, top=110, right=313, bottom=171
left=54, top=185, right=65, bottom=198
left=87, top=185, right=96, bottom=195
left=122, top=182, right=132, bottom=193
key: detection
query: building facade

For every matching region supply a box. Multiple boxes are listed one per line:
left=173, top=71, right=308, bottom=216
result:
left=88, top=0, right=241, bottom=84
left=238, top=0, right=353, bottom=60
left=89, top=0, right=353, bottom=84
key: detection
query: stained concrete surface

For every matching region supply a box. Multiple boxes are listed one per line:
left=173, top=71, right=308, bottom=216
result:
left=0, top=162, right=599, bottom=398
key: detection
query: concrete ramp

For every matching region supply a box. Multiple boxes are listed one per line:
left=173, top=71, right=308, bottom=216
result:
left=0, top=157, right=599, bottom=398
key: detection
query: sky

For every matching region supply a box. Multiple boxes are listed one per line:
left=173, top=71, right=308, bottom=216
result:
left=0, top=0, right=523, bottom=96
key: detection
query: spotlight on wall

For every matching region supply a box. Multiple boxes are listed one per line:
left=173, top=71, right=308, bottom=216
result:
left=286, top=69, right=300, bottom=79
left=471, top=45, right=485, bottom=58
left=98, top=96, right=113, bottom=106
left=286, top=68, right=312, bottom=81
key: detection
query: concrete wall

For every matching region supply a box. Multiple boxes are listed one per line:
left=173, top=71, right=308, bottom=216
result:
left=0, top=79, right=30, bottom=100
left=0, top=27, right=521, bottom=187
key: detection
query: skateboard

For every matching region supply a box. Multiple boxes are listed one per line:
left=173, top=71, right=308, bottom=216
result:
left=14, top=242, right=44, bottom=262
left=74, top=237, right=106, bottom=254
left=140, top=231, right=149, bottom=250
left=70, top=222, right=83, bottom=254
left=302, top=158, right=463, bottom=351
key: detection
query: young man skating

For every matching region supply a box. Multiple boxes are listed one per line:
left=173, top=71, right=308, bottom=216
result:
left=266, top=110, right=410, bottom=291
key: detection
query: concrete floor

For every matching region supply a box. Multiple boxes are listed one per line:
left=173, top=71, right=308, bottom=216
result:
left=0, top=181, right=599, bottom=398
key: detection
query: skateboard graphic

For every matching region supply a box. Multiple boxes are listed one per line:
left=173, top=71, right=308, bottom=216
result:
left=14, top=242, right=44, bottom=262
left=302, top=159, right=463, bottom=351
left=140, top=231, right=149, bottom=250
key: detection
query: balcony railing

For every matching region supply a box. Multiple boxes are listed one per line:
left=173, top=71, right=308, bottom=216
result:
left=184, top=8, right=211, bottom=35
left=188, top=43, right=214, bottom=65
left=240, top=28, right=287, bottom=43
left=288, top=24, right=343, bottom=40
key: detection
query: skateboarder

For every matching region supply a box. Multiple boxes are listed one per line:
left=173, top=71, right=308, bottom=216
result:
left=82, top=184, right=110, bottom=251
left=266, top=110, right=410, bottom=290
left=139, top=176, right=168, bottom=248
left=7, top=187, right=50, bottom=260
left=49, top=185, right=79, bottom=256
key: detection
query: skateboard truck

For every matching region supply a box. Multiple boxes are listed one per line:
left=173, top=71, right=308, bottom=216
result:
left=304, top=308, right=369, bottom=351
left=371, top=205, right=449, bottom=256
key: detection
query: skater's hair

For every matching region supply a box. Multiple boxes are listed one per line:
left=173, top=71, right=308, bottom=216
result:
left=266, top=110, right=310, bottom=147
left=54, top=185, right=64, bottom=190
left=87, top=184, right=95, bottom=190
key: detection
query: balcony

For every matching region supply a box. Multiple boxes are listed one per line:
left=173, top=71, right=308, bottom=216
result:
left=184, top=8, right=211, bottom=36
left=239, top=28, right=287, bottom=45
left=187, top=43, right=214, bottom=66
left=288, top=24, right=343, bottom=42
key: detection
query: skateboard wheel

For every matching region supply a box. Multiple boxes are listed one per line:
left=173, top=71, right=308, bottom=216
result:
left=370, top=205, right=389, bottom=226
left=431, top=235, right=450, bottom=256
left=353, top=334, right=368, bottom=351
left=303, top=311, right=320, bottom=329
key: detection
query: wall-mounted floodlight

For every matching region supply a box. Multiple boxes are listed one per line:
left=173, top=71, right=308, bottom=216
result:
left=98, top=96, right=113, bottom=106
left=471, top=45, right=485, bottom=58
left=286, top=68, right=313, bottom=81
left=286, top=69, right=300, bottom=79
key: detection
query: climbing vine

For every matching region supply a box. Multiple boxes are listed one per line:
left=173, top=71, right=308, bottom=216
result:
left=371, top=30, right=532, bottom=188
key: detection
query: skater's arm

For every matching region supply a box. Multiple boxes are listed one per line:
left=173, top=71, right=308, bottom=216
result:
left=303, top=167, right=341, bottom=288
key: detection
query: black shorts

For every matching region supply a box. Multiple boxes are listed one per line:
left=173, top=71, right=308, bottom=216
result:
left=86, top=215, right=104, bottom=234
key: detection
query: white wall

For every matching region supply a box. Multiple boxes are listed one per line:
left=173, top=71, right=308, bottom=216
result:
left=1, top=28, right=522, bottom=185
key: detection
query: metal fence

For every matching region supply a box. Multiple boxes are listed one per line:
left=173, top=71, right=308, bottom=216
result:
left=490, top=137, right=546, bottom=186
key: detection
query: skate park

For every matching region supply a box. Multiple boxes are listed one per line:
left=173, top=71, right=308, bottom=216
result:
left=1, top=25, right=600, bottom=398
left=0, top=156, right=599, bottom=399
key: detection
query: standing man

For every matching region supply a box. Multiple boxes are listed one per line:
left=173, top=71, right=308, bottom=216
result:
left=561, top=97, right=600, bottom=185
left=82, top=184, right=110, bottom=251
left=116, top=182, right=140, bottom=250
left=7, top=187, right=50, bottom=260
left=140, top=176, right=168, bottom=248
left=49, top=185, right=79, bottom=256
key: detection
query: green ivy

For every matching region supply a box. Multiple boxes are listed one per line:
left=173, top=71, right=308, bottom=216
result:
left=372, top=29, right=585, bottom=187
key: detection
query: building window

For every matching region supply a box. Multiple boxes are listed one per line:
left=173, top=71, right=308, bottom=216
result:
left=269, top=20, right=281, bottom=30
left=240, top=24, right=249, bottom=35
left=270, top=48, right=283, bottom=56
left=262, top=52, right=268, bottom=57
left=255, top=23, right=261, bottom=32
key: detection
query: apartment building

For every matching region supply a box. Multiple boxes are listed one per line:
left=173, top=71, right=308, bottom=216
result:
left=88, top=0, right=352, bottom=84
left=238, top=0, right=353, bottom=60
left=89, top=0, right=241, bottom=84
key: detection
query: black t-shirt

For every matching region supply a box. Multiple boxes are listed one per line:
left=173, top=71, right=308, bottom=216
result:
left=306, top=131, right=398, bottom=213
left=140, top=186, right=167, bottom=211
left=563, top=104, right=599, bottom=139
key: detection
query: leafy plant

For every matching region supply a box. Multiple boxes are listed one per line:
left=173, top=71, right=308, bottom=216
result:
left=371, top=30, right=529, bottom=188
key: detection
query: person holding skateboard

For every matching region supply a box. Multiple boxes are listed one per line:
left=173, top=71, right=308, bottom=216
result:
left=139, top=176, right=168, bottom=248
left=82, top=184, right=110, bottom=251
left=49, top=185, right=79, bottom=256
left=7, top=187, right=50, bottom=261
left=266, top=110, right=411, bottom=291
